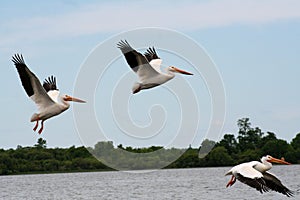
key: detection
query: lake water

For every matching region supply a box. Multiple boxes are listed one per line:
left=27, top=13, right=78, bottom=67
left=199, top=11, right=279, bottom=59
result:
left=0, top=165, right=299, bottom=200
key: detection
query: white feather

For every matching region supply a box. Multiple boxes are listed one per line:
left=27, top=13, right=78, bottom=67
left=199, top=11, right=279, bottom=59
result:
left=136, top=63, right=160, bottom=83
left=149, top=59, right=163, bottom=73
left=231, top=161, right=263, bottom=179
left=47, top=90, right=60, bottom=103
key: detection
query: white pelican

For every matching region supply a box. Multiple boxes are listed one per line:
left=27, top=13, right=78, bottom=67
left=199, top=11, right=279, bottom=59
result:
left=117, top=40, right=193, bottom=94
left=225, top=155, right=293, bottom=197
left=12, top=54, right=86, bottom=134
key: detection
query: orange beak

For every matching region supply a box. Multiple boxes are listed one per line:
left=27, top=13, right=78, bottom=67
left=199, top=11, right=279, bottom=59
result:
left=173, top=67, right=193, bottom=75
left=269, top=156, right=291, bottom=165
left=64, top=95, right=86, bottom=103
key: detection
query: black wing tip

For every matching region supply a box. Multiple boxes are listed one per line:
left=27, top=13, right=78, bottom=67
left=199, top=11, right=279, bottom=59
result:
left=117, top=39, right=137, bottom=55
left=117, top=39, right=131, bottom=48
left=262, top=172, right=294, bottom=197
left=43, top=75, right=58, bottom=91
left=237, top=172, right=294, bottom=197
left=283, top=188, right=293, bottom=197
left=43, top=75, right=56, bottom=84
left=144, top=46, right=160, bottom=61
left=12, top=54, right=25, bottom=65
left=236, top=174, right=269, bottom=194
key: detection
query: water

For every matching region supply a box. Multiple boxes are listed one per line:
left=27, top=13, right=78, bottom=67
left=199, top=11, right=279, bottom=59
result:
left=0, top=165, right=299, bottom=200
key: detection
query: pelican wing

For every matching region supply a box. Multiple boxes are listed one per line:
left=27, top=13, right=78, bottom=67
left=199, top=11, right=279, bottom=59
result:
left=12, top=54, right=55, bottom=111
left=43, top=75, right=58, bottom=92
left=237, top=163, right=263, bottom=179
left=144, top=47, right=163, bottom=73
left=149, top=59, right=163, bottom=73
left=235, top=163, right=269, bottom=193
left=144, top=46, right=160, bottom=61
left=262, top=172, right=293, bottom=197
left=236, top=173, right=269, bottom=194
left=117, top=40, right=159, bottom=82
left=46, top=90, right=60, bottom=103
left=43, top=76, right=60, bottom=102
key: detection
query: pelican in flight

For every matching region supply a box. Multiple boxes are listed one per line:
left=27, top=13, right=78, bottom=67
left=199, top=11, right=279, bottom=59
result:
left=12, top=54, right=86, bottom=134
left=117, top=40, right=193, bottom=94
left=225, top=155, right=293, bottom=197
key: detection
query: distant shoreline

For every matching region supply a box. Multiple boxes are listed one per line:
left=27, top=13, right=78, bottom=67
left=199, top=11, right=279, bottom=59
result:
left=1, top=118, right=300, bottom=176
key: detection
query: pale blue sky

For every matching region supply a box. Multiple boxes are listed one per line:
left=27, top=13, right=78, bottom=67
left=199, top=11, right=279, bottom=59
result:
left=1, top=0, right=300, bottom=149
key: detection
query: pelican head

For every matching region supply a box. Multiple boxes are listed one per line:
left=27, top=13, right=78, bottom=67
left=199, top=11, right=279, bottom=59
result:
left=262, top=155, right=291, bottom=165
left=63, top=95, right=86, bottom=103
left=168, top=66, right=193, bottom=75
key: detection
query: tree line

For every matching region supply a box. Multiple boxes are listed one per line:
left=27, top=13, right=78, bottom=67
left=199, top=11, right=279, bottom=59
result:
left=0, top=118, right=299, bottom=175
left=174, top=118, right=300, bottom=168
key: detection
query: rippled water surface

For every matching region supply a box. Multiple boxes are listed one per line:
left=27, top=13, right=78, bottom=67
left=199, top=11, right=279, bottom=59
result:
left=1, top=165, right=299, bottom=199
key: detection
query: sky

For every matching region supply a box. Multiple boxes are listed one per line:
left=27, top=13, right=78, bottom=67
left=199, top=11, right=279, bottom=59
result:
left=1, top=0, right=300, bottom=149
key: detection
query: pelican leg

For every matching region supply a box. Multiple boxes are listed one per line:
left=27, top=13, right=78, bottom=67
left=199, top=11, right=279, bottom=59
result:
left=226, top=175, right=236, bottom=187
left=33, top=121, right=39, bottom=131
left=38, top=120, right=44, bottom=134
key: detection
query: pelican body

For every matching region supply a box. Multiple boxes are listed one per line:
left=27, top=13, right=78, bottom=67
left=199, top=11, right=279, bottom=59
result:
left=225, top=155, right=293, bottom=197
left=12, top=54, right=86, bottom=134
left=117, top=40, right=193, bottom=94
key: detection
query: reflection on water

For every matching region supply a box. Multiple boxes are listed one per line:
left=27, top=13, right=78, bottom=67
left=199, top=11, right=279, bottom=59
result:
left=0, top=165, right=299, bottom=200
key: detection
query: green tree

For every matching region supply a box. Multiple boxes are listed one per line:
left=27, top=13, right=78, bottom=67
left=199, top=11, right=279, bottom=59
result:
left=237, top=117, right=251, bottom=134
left=237, top=149, right=261, bottom=163
left=198, top=139, right=216, bottom=158
left=34, top=138, right=47, bottom=149
left=291, top=133, right=300, bottom=150
left=237, top=118, right=263, bottom=151
left=218, top=134, right=238, bottom=155
left=172, top=148, right=200, bottom=168
left=261, top=139, right=292, bottom=158
left=284, top=149, right=300, bottom=164
left=205, top=146, right=234, bottom=166
left=92, top=141, right=115, bottom=161
left=0, top=153, right=14, bottom=174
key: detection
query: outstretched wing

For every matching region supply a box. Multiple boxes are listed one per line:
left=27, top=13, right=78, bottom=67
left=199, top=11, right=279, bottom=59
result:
left=117, top=40, right=159, bottom=82
left=144, top=47, right=163, bottom=73
left=43, top=75, right=58, bottom=92
left=235, top=163, right=269, bottom=193
left=236, top=173, right=269, bottom=194
left=12, top=54, right=55, bottom=111
left=43, top=76, right=60, bottom=102
left=262, top=172, right=293, bottom=197
left=144, top=47, right=160, bottom=62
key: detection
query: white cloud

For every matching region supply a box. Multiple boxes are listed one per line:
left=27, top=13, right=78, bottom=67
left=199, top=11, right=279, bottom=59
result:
left=1, top=0, right=300, bottom=45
